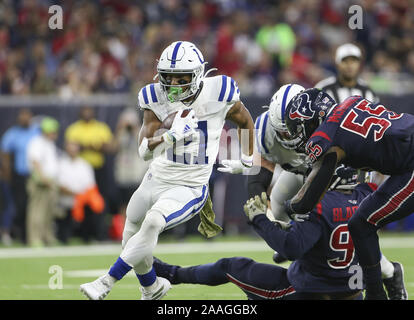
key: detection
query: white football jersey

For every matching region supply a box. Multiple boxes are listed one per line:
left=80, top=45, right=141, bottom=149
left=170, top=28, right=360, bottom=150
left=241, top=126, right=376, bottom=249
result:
left=254, top=110, right=309, bottom=175
left=138, top=75, right=240, bottom=186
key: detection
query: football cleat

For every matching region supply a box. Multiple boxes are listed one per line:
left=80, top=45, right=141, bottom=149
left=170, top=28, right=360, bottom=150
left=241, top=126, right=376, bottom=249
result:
left=140, top=276, right=172, bottom=300
left=383, top=262, right=408, bottom=300
left=79, top=274, right=114, bottom=300
left=152, top=257, right=180, bottom=284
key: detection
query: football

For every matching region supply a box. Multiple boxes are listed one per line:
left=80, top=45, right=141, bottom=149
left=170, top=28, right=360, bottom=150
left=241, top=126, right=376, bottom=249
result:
left=160, top=108, right=192, bottom=130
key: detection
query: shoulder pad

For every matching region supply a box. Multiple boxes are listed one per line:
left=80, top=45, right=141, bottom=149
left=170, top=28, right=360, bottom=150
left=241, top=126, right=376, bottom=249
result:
left=137, top=83, right=168, bottom=121
left=204, top=75, right=240, bottom=104
left=137, top=83, right=162, bottom=109
left=254, top=111, right=270, bottom=154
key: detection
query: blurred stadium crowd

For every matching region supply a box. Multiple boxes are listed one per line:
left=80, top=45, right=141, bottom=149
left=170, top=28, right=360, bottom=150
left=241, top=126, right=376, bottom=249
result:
left=1, top=0, right=414, bottom=247
left=0, top=0, right=413, bottom=98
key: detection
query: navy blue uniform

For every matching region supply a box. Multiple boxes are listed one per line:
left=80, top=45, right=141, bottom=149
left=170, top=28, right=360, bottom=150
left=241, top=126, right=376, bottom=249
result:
left=253, top=183, right=374, bottom=295
left=306, top=96, right=414, bottom=175
left=154, top=184, right=375, bottom=299
left=306, top=96, right=414, bottom=227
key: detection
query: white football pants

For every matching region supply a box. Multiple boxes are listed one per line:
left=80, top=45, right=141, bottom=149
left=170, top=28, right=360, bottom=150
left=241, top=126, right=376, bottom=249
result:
left=119, top=170, right=208, bottom=274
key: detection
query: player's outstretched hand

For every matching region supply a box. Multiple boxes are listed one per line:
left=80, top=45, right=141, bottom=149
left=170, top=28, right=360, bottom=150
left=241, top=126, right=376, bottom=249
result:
left=217, top=158, right=252, bottom=174
left=163, top=109, right=198, bottom=145
left=243, top=192, right=268, bottom=221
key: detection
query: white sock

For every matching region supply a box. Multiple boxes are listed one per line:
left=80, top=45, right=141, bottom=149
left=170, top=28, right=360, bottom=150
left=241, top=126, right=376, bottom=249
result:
left=380, top=255, right=395, bottom=279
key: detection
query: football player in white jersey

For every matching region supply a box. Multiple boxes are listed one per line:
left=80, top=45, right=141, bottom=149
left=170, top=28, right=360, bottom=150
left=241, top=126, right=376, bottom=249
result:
left=79, top=41, right=255, bottom=300
left=224, top=83, right=405, bottom=297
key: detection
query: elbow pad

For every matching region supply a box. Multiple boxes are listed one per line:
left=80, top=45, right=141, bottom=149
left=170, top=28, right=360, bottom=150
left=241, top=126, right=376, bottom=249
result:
left=138, top=137, right=153, bottom=161
left=247, top=166, right=273, bottom=199
left=291, top=152, right=338, bottom=214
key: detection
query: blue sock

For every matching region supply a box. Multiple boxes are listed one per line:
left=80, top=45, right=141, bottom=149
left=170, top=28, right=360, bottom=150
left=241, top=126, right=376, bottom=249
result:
left=108, top=257, right=132, bottom=280
left=136, top=267, right=157, bottom=287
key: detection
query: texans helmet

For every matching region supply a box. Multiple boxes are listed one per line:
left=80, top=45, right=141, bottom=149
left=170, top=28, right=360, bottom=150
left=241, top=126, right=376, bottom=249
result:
left=329, top=165, right=359, bottom=191
left=284, top=88, right=336, bottom=152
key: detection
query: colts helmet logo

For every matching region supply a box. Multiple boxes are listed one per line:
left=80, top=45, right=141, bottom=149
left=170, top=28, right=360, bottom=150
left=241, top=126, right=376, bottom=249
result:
left=288, top=93, right=315, bottom=121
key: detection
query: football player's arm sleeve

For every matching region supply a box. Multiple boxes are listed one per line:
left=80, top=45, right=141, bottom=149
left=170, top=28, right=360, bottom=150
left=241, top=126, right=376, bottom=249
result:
left=251, top=215, right=322, bottom=260
left=286, top=151, right=338, bottom=215
left=247, top=165, right=273, bottom=199
left=270, top=170, right=303, bottom=221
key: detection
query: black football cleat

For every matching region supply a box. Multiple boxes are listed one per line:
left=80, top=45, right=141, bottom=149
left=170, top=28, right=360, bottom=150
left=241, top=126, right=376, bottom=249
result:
left=272, top=251, right=288, bottom=264
left=383, top=262, right=408, bottom=300
left=152, top=256, right=180, bottom=284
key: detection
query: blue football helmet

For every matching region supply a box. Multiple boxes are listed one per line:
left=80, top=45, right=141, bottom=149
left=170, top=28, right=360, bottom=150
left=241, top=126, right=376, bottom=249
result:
left=284, top=88, right=336, bottom=152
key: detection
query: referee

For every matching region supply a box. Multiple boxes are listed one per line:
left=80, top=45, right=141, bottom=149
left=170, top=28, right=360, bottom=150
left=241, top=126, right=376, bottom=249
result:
left=315, top=43, right=378, bottom=183
left=315, top=43, right=378, bottom=103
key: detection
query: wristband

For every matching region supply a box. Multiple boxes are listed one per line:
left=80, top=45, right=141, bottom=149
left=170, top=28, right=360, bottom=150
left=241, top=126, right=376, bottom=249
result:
left=138, top=137, right=153, bottom=161
left=162, top=130, right=176, bottom=146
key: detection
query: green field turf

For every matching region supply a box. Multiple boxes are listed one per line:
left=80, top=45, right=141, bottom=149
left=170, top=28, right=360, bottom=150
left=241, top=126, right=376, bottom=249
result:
left=0, top=232, right=413, bottom=300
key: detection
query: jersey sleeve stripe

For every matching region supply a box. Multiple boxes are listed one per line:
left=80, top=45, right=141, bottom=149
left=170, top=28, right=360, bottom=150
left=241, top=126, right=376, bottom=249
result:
left=142, top=86, right=149, bottom=104
left=281, top=84, right=292, bottom=121
left=261, top=112, right=270, bottom=153
left=310, top=130, right=332, bottom=142
left=254, top=114, right=264, bottom=153
left=149, top=84, right=158, bottom=103
left=226, top=78, right=236, bottom=102
left=218, top=75, right=227, bottom=101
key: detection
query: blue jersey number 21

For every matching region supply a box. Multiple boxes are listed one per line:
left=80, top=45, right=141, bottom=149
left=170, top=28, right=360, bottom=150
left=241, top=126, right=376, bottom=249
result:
left=166, top=120, right=209, bottom=165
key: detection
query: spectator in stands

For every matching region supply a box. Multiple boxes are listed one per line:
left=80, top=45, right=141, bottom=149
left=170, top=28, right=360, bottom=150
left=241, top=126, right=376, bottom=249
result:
left=65, top=106, right=115, bottom=240
left=26, top=117, right=61, bottom=247
left=314, top=43, right=378, bottom=103
left=109, top=108, right=149, bottom=241
left=57, top=140, right=104, bottom=244
left=113, top=108, right=148, bottom=214
left=0, top=0, right=412, bottom=97
left=0, top=108, right=40, bottom=244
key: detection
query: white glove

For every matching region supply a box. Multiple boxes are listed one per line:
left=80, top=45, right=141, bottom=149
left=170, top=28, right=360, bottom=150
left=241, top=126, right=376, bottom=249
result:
left=163, top=109, right=198, bottom=146
left=243, top=192, right=268, bottom=221
left=217, top=154, right=253, bottom=174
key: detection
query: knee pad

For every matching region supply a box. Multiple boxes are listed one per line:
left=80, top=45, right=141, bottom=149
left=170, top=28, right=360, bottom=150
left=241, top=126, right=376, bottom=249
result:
left=142, top=210, right=166, bottom=234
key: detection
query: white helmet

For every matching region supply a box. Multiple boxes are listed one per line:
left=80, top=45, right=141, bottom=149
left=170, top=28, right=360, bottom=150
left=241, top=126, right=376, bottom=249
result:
left=268, top=83, right=305, bottom=150
left=157, top=41, right=207, bottom=103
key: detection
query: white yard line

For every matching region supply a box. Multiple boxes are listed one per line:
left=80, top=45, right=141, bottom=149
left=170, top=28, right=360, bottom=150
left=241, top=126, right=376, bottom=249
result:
left=0, top=237, right=413, bottom=259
